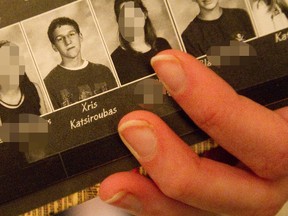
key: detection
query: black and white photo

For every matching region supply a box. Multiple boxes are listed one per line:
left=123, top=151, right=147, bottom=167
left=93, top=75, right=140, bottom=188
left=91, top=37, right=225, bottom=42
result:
left=22, top=1, right=118, bottom=110
left=168, top=0, right=256, bottom=57
left=0, top=24, right=49, bottom=121
left=92, top=0, right=181, bottom=85
left=249, top=0, right=288, bottom=36
left=0, top=1, right=288, bottom=215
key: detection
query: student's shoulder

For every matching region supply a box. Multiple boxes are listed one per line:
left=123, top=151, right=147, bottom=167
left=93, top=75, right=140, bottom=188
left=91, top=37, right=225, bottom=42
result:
left=155, top=37, right=170, bottom=45
left=155, top=37, right=169, bottom=44
left=223, top=7, right=249, bottom=17
left=87, top=61, right=111, bottom=74
left=155, top=37, right=171, bottom=50
left=44, top=65, right=62, bottom=83
left=182, top=18, right=203, bottom=38
left=111, top=46, right=126, bottom=59
left=21, top=73, right=39, bottom=96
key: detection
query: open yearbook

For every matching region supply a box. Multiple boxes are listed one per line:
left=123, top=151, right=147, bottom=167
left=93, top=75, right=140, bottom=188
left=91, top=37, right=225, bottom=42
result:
left=0, top=0, right=288, bottom=214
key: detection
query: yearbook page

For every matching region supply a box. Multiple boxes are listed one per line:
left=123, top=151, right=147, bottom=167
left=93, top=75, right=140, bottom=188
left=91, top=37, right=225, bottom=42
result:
left=0, top=0, right=288, bottom=214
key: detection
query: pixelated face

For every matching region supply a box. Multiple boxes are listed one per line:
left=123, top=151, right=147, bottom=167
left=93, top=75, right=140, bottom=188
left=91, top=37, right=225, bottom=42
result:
left=118, top=1, right=146, bottom=42
left=52, top=25, right=82, bottom=59
left=0, top=44, right=25, bottom=89
left=0, top=114, right=49, bottom=162
left=195, top=0, right=219, bottom=10
left=134, top=78, right=165, bottom=109
left=207, top=41, right=257, bottom=66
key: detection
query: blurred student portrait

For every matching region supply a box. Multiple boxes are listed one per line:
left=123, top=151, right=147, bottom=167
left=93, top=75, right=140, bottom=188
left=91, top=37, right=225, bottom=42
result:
left=45, top=17, right=117, bottom=110
left=111, top=0, right=171, bottom=85
left=0, top=40, right=42, bottom=123
left=251, top=0, right=288, bottom=35
left=182, top=0, right=255, bottom=57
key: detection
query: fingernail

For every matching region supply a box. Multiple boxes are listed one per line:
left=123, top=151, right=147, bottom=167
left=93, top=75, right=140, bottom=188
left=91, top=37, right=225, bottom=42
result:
left=151, top=54, right=186, bottom=93
left=105, top=191, right=142, bottom=214
left=118, top=120, right=157, bottom=161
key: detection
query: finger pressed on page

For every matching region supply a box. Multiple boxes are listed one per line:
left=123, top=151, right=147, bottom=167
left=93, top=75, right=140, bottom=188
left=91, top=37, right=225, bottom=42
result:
left=115, top=110, right=287, bottom=216
left=100, top=50, right=288, bottom=215
left=99, top=171, right=213, bottom=216
left=151, top=50, right=288, bottom=180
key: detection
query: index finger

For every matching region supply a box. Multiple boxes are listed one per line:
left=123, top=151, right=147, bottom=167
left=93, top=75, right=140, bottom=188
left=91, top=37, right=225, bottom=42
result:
left=151, top=50, right=288, bottom=180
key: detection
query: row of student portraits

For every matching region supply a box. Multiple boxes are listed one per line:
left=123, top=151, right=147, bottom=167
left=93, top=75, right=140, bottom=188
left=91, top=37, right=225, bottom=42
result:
left=0, top=0, right=287, bottom=117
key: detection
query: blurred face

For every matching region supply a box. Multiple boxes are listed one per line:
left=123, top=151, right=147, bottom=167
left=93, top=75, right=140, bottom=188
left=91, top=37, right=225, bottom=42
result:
left=196, top=0, right=219, bottom=10
left=118, top=1, right=146, bottom=42
left=52, top=24, right=82, bottom=59
left=0, top=44, right=25, bottom=89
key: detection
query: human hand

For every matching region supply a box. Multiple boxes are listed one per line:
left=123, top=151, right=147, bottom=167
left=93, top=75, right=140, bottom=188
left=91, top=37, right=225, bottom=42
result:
left=99, top=50, right=288, bottom=216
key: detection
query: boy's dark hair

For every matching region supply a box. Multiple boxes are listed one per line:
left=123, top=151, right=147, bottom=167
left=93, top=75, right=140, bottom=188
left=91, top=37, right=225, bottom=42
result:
left=47, top=17, right=80, bottom=44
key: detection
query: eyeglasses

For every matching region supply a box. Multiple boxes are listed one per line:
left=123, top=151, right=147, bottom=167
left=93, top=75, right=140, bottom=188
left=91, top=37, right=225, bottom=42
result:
left=54, top=31, right=78, bottom=43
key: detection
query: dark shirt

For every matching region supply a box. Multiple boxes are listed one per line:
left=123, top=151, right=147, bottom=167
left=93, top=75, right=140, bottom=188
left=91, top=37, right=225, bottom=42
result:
left=44, top=61, right=117, bottom=110
left=111, top=37, right=171, bottom=85
left=182, top=8, right=256, bottom=57
left=0, top=74, right=40, bottom=173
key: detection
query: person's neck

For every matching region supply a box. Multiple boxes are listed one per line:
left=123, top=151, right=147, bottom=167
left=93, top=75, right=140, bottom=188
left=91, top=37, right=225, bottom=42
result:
left=60, top=55, right=84, bottom=68
left=198, top=5, right=223, bottom=21
left=1, top=85, right=20, bottom=95
left=0, top=86, right=21, bottom=103
left=130, top=31, right=151, bottom=53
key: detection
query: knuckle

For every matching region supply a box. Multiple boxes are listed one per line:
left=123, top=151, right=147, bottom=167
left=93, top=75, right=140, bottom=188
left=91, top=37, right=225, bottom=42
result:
left=195, top=95, right=241, bottom=132
left=196, top=106, right=227, bottom=131
left=159, top=175, right=194, bottom=200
